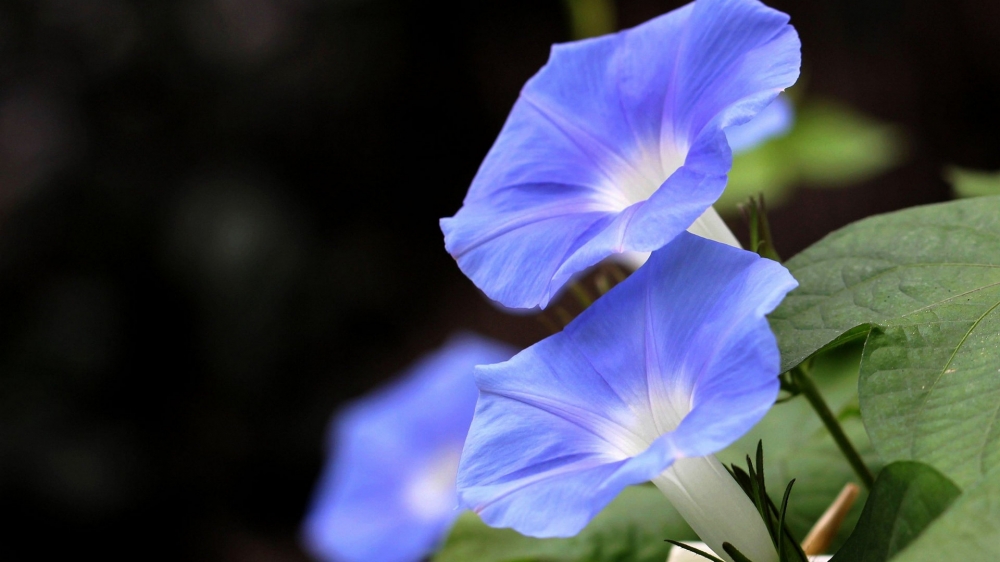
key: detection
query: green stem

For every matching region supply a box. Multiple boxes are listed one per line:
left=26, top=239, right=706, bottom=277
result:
left=790, top=365, right=875, bottom=490
left=568, top=282, right=593, bottom=308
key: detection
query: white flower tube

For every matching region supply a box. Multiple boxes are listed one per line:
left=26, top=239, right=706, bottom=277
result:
left=654, top=455, right=777, bottom=562
left=619, top=206, right=741, bottom=270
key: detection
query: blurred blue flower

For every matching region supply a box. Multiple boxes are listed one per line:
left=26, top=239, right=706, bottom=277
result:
left=302, top=334, right=515, bottom=562
left=456, top=234, right=797, bottom=562
left=725, top=94, right=793, bottom=154
left=441, top=0, right=800, bottom=309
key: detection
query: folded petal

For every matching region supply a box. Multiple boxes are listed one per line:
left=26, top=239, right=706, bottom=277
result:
left=664, top=0, right=801, bottom=144
left=442, top=0, right=800, bottom=309
left=302, top=334, right=515, bottom=562
left=457, top=233, right=797, bottom=538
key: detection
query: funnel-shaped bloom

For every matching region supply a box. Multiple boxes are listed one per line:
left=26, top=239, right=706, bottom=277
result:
left=457, top=233, right=797, bottom=562
left=441, top=0, right=800, bottom=309
left=302, top=335, right=515, bottom=562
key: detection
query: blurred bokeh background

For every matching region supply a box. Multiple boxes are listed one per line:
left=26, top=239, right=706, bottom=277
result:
left=0, top=0, right=998, bottom=559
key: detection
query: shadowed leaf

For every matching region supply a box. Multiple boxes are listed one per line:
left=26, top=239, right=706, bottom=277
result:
left=829, top=462, right=959, bottom=562
left=889, top=464, right=1000, bottom=562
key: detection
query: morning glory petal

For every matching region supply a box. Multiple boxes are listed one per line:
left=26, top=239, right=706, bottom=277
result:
left=302, top=334, right=515, bottom=562
left=724, top=95, right=793, bottom=153
left=441, top=0, right=800, bottom=309
left=621, top=96, right=792, bottom=270
left=663, top=0, right=800, bottom=144
left=457, top=233, right=797, bottom=558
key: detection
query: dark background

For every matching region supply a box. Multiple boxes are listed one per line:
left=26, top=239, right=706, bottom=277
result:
left=0, top=0, right=997, bottom=559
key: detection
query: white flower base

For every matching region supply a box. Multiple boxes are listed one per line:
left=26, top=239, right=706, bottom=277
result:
left=666, top=542, right=831, bottom=562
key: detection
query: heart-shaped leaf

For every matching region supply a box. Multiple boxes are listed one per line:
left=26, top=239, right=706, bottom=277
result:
left=888, top=464, right=1000, bottom=562
left=829, top=461, right=960, bottom=562
left=769, top=197, right=1000, bottom=487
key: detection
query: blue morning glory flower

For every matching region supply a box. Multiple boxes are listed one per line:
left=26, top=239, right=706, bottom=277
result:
left=302, top=334, right=515, bottom=562
left=440, top=0, right=800, bottom=309
left=456, top=233, right=797, bottom=562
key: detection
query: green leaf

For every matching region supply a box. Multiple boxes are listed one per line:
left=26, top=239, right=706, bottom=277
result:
left=769, top=196, right=1000, bottom=487
left=719, top=138, right=797, bottom=211
left=433, top=485, right=695, bottom=562
left=769, top=195, right=1000, bottom=370
left=829, top=462, right=960, bottom=562
left=563, top=0, right=616, bottom=39
left=723, top=542, right=755, bottom=562
left=889, top=464, right=1000, bottom=562
left=945, top=166, right=1000, bottom=199
left=718, top=99, right=906, bottom=214
left=790, top=101, right=906, bottom=186
left=666, top=540, right=726, bottom=562
left=719, top=341, right=879, bottom=551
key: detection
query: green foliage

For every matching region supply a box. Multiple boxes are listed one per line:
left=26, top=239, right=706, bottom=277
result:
left=860, top=317, right=1000, bottom=488
left=741, top=195, right=782, bottom=262
left=563, top=0, right=617, bottom=39
left=432, top=485, right=695, bottom=562
left=770, top=196, right=1000, bottom=487
left=665, top=540, right=726, bottom=562
left=718, top=100, right=906, bottom=214
left=889, top=464, right=1000, bottom=561
left=719, top=342, right=879, bottom=551
left=726, top=442, right=809, bottom=562
left=829, top=462, right=960, bottom=562
left=723, top=542, right=756, bottom=562
left=945, top=166, right=1000, bottom=198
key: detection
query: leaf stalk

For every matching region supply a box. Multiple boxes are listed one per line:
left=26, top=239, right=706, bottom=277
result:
left=789, top=364, right=875, bottom=489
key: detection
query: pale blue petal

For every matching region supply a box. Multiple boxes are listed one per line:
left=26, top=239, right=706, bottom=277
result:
left=664, top=0, right=801, bottom=143
left=635, top=233, right=797, bottom=458
left=442, top=0, right=800, bottom=309
left=442, top=183, right=618, bottom=309
left=725, top=95, right=793, bottom=153
left=303, top=335, right=515, bottom=562
left=457, top=234, right=796, bottom=537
